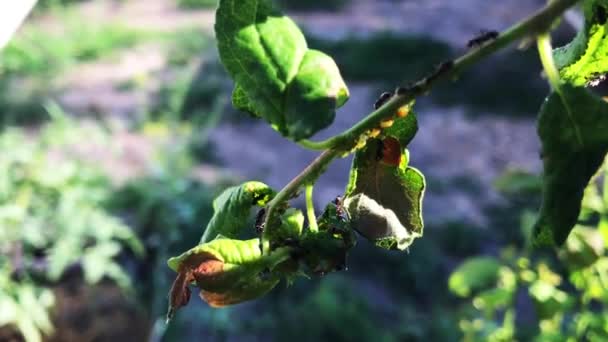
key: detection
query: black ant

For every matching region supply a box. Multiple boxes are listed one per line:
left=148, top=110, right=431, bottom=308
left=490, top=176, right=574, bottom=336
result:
left=374, top=91, right=393, bottom=110
left=467, top=30, right=499, bottom=48
left=332, top=196, right=348, bottom=221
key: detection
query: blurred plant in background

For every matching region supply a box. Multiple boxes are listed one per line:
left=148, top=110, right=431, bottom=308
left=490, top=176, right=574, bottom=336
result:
left=0, top=107, right=144, bottom=342
left=450, top=161, right=608, bottom=341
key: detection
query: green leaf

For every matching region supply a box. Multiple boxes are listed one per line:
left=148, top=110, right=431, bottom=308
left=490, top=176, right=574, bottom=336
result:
left=382, top=104, right=418, bottom=147
left=216, top=0, right=349, bottom=140
left=200, top=181, right=275, bottom=243
left=554, top=0, right=608, bottom=86
left=449, top=257, right=502, bottom=297
left=167, top=238, right=290, bottom=313
left=558, top=226, right=605, bottom=270
left=528, top=280, right=573, bottom=319
left=232, top=84, right=259, bottom=118
left=344, top=140, right=425, bottom=251
left=533, top=86, right=608, bottom=246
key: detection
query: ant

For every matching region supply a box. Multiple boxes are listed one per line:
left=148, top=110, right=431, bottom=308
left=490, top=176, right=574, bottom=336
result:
left=333, top=196, right=348, bottom=222
left=467, top=30, right=499, bottom=48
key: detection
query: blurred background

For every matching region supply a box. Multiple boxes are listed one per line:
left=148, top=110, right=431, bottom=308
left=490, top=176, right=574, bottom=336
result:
left=2, top=0, right=608, bottom=341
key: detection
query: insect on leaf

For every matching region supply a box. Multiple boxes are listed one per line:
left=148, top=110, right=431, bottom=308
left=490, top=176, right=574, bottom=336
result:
left=216, top=0, right=349, bottom=140
left=533, top=85, right=608, bottom=247
left=344, top=140, right=425, bottom=251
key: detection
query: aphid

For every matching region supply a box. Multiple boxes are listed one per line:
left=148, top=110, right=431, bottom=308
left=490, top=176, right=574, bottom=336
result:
left=368, top=128, right=381, bottom=138
left=254, top=208, right=266, bottom=233
left=380, top=118, right=394, bottom=128
left=467, top=30, right=499, bottom=48
left=374, top=91, right=393, bottom=110
left=396, top=105, right=409, bottom=118
left=355, top=135, right=368, bottom=149
left=380, top=137, right=402, bottom=167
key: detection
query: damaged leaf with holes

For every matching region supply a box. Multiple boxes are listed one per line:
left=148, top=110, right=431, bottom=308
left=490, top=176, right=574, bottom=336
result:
left=167, top=237, right=292, bottom=318
left=200, top=181, right=275, bottom=242
left=554, top=0, right=608, bottom=86
left=216, top=0, right=349, bottom=140
left=533, top=85, right=608, bottom=246
left=344, top=138, right=425, bottom=251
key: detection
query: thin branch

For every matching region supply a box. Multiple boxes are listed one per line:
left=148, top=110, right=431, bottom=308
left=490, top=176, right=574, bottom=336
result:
left=537, top=33, right=563, bottom=93
left=262, top=0, right=582, bottom=252
left=305, top=184, right=318, bottom=233
left=301, top=0, right=582, bottom=151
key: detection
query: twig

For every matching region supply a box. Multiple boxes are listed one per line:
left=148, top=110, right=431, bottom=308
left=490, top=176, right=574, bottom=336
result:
left=262, top=0, right=582, bottom=252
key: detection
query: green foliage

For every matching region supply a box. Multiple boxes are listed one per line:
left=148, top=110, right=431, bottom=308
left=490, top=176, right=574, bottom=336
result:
left=554, top=0, right=608, bottom=86
left=452, top=164, right=608, bottom=341
left=345, top=142, right=425, bottom=251
left=216, top=0, right=349, bottom=140
left=166, top=183, right=357, bottom=316
left=1, top=19, right=146, bottom=77
left=533, top=85, right=608, bottom=246
left=0, top=114, right=143, bottom=341
left=109, top=170, right=217, bottom=320
left=0, top=279, right=54, bottom=342
left=449, top=257, right=503, bottom=298
left=165, top=28, right=212, bottom=67
left=534, top=0, right=608, bottom=247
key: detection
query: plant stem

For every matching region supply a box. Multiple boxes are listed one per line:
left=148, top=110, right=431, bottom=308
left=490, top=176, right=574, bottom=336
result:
left=262, top=0, right=581, bottom=251
left=537, top=33, right=563, bottom=93
left=305, top=184, right=318, bottom=233
left=301, top=0, right=582, bottom=151
left=262, top=150, right=338, bottom=248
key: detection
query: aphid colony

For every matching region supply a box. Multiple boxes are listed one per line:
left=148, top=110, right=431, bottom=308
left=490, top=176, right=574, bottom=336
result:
left=349, top=27, right=505, bottom=166
left=348, top=90, right=411, bottom=167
